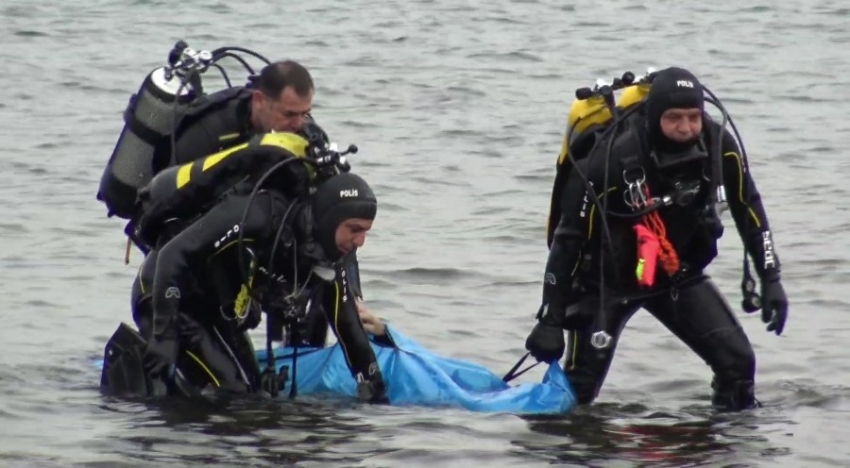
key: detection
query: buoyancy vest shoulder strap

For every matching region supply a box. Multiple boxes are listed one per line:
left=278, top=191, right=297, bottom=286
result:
left=169, top=87, right=254, bottom=167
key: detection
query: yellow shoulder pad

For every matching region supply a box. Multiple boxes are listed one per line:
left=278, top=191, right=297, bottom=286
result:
left=259, top=132, right=309, bottom=158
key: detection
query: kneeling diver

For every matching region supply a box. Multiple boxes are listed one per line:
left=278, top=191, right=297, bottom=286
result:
left=525, top=67, right=789, bottom=411
left=128, top=128, right=337, bottom=351
left=103, top=171, right=389, bottom=403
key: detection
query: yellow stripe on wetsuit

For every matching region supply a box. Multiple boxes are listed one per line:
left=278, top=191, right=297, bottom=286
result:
left=208, top=239, right=255, bottom=259
left=176, top=235, right=258, bottom=386
left=723, top=151, right=762, bottom=229
left=145, top=239, right=258, bottom=388
left=586, top=187, right=617, bottom=240
left=333, top=281, right=355, bottom=371
left=185, top=350, right=221, bottom=387
left=137, top=262, right=146, bottom=294
left=567, top=186, right=617, bottom=277
left=558, top=186, right=618, bottom=370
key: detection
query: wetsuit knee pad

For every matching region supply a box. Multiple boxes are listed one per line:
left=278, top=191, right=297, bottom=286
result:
left=130, top=277, right=151, bottom=324
left=177, top=316, right=256, bottom=394
left=130, top=275, right=143, bottom=311
left=676, top=279, right=756, bottom=382
left=131, top=250, right=159, bottom=332
left=708, top=333, right=757, bottom=411
left=131, top=250, right=158, bottom=301
left=708, top=328, right=756, bottom=383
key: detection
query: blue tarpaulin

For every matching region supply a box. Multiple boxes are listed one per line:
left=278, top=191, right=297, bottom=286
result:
left=94, top=324, right=577, bottom=414
left=257, top=324, right=576, bottom=414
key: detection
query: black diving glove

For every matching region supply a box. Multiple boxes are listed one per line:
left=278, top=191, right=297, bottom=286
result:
left=524, top=304, right=566, bottom=363
left=761, top=277, right=788, bottom=336
left=143, top=335, right=178, bottom=381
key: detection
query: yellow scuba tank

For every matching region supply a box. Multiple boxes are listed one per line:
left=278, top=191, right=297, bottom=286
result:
left=547, top=94, right=612, bottom=247
left=557, top=94, right=612, bottom=166
left=616, top=68, right=655, bottom=111
left=547, top=69, right=656, bottom=248
left=556, top=69, right=657, bottom=170
left=617, top=81, right=650, bottom=111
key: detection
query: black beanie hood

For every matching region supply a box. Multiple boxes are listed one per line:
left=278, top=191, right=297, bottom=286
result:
left=646, top=67, right=705, bottom=153
left=311, top=172, right=377, bottom=262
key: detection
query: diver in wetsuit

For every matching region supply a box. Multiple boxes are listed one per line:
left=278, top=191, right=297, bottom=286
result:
left=128, top=128, right=333, bottom=348
left=121, top=60, right=356, bottom=316
left=137, top=171, right=387, bottom=402
left=98, top=56, right=361, bottom=336
left=99, top=58, right=323, bottom=219
left=524, top=67, right=789, bottom=411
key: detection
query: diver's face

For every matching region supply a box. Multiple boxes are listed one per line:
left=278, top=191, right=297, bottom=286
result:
left=335, top=218, right=373, bottom=256
left=251, top=86, right=313, bottom=133
left=659, top=108, right=703, bottom=143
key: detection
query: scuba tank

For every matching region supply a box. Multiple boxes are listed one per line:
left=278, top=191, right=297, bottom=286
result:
left=97, top=43, right=205, bottom=220
left=97, top=41, right=274, bottom=220
left=546, top=69, right=657, bottom=248
left=616, top=67, right=655, bottom=112
left=558, top=92, right=611, bottom=168
left=557, top=68, right=656, bottom=167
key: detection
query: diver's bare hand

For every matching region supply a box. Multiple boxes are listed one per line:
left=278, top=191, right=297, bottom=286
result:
left=357, top=301, right=386, bottom=336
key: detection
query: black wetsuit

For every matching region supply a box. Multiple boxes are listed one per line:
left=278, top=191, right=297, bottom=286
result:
left=132, top=220, right=356, bottom=350
left=537, top=116, right=781, bottom=410
left=139, top=187, right=386, bottom=399
left=130, top=90, right=339, bottom=345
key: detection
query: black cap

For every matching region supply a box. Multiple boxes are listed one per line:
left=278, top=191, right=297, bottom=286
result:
left=311, top=172, right=377, bottom=261
left=646, top=67, right=705, bottom=152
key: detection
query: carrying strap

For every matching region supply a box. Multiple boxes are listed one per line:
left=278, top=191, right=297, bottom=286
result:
left=502, top=352, right=541, bottom=383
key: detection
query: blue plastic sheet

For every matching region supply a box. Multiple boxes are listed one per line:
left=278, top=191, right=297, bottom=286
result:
left=258, top=324, right=576, bottom=414
left=93, top=324, right=576, bottom=414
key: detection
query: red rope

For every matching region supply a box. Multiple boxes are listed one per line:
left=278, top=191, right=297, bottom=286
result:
left=640, top=187, right=680, bottom=276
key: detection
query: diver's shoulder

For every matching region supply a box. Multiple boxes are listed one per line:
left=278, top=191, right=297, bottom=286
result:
left=585, top=126, right=639, bottom=163
left=701, top=115, right=740, bottom=150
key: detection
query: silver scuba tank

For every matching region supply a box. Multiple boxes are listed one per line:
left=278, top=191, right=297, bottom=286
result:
left=97, top=58, right=202, bottom=220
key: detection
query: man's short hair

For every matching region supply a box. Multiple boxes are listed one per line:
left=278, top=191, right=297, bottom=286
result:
left=255, top=60, right=314, bottom=98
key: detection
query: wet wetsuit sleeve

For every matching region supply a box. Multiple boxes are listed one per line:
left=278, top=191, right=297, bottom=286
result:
left=720, top=128, right=781, bottom=280
left=340, top=251, right=396, bottom=348
left=344, top=250, right=364, bottom=301
left=541, top=160, right=595, bottom=324
left=150, top=193, right=272, bottom=340
left=316, top=264, right=381, bottom=380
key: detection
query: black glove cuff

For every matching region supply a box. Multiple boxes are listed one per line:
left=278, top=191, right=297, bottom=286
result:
left=537, top=303, right=564, bottom=327
left=761, top=269, right=781, bottom=284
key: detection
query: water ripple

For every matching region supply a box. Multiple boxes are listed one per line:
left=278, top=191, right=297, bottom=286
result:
left=1, top=0, right=849, bottom=466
